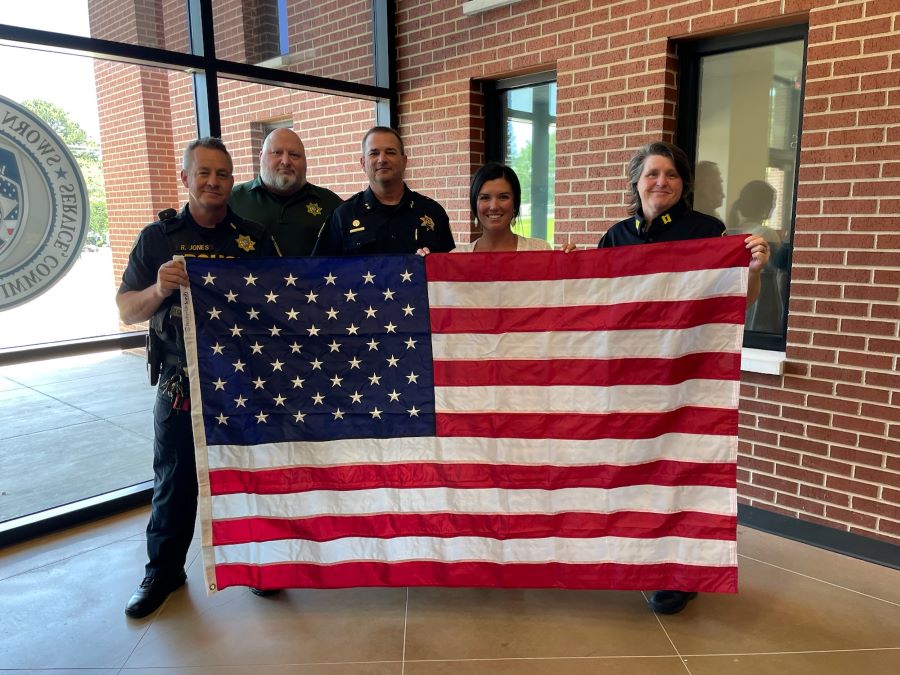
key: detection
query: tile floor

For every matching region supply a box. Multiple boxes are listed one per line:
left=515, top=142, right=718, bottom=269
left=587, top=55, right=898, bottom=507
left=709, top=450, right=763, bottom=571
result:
left=0, top=508, right=898, bottom=674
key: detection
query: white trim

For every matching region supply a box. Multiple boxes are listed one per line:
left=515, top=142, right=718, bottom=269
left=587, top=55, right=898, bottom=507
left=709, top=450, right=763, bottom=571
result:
left=462, top=0, right=520, bottom=16
left=741, top=347, right=786, bottom=375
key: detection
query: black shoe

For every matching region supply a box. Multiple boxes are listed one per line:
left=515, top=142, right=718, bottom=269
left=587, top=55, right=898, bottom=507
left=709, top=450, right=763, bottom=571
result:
left=648, top=590, right=698, bottom=615
left=249, top=587, right=279, bottom=597
left=125, top=570, right=187, bottom=618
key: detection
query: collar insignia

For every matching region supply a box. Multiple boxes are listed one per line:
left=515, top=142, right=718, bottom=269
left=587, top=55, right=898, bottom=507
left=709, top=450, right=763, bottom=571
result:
left=661, top=213, right=672, bottom=224
left=236, top=234, right=255, bottom=252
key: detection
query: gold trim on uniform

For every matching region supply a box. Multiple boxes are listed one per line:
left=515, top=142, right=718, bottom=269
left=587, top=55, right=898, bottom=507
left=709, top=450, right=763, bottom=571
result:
left=236, top=234, right=256, bottom=252
left=307, top=202, right=323, bottom=216
left=420, top=215, right=435, bottom=231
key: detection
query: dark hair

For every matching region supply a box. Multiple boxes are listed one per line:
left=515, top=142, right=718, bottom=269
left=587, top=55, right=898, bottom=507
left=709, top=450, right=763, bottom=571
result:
left=728, top=180, right=776, bottom=226
left=361, top=126, right=405, bottom=156
left=182, top=136, right=232, bottom=172
left=625, top=141, right=693, bottom=215
left=470, top=162, right=522, bottom=221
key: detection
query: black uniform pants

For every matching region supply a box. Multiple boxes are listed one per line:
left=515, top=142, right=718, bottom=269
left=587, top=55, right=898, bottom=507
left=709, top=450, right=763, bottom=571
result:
left=145, top=371, right=197, bottom=579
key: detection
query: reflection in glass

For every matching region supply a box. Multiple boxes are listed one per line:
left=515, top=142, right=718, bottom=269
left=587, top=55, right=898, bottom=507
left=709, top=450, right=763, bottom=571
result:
left=695, top=40, right=804, bottom=339
left=212, top=0, right=374, bottom=85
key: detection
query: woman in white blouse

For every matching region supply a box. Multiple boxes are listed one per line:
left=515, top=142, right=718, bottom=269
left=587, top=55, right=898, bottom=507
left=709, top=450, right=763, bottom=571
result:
left=454, top=162, right=552, bottom=252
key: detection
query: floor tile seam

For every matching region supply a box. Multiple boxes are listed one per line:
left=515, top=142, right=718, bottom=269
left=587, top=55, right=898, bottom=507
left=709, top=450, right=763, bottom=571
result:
left=738, top=553, right=900, bottom=607
left=677, top=647, right=900, bottom=657
left=647, top=591, right=694, bottom=675
left=403, top=655, right=692, bottom=664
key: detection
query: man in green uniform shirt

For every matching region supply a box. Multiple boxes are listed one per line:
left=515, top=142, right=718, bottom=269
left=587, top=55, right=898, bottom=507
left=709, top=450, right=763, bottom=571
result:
left=230, top=128, right=342, bottom=256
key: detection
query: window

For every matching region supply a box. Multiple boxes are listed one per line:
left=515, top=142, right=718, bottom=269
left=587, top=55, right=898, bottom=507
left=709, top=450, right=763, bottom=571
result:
left=678, top=26, right=806, bottom=352
left=0, top=0, right=392, bottom=542
left=485, top=74, right=557, bottom=244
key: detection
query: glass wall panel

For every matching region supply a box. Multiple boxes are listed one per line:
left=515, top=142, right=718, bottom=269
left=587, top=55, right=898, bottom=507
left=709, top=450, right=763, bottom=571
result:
left=694, top=40, right=804, bottom=342
left=215, top=78, right=376, bottom=199
left=3, top=0, right=190, bottom=53
left=501, top=81, right=556, bottom=243
left=0, top=350, right=154, bottom=524
left=1, top=44, right=196, bottom=347
left=212, top=0, right=374, bottom=85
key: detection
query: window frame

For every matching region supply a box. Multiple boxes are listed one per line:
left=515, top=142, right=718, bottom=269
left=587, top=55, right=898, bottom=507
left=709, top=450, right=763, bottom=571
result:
left=483, top=71, right=557, bottom=243
left=676, top=24, right=808, bottom=353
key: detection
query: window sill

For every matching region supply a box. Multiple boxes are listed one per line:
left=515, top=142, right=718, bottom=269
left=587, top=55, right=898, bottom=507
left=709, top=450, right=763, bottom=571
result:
left=463, top=0, right=520, bottom=16
left=741, top=347, right=786, bottom=375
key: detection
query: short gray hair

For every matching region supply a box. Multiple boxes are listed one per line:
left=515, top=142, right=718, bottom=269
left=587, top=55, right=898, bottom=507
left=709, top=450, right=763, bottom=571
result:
left=625, top=141, right=693, bottom=215
left=182, top=137, right=232, bottom=173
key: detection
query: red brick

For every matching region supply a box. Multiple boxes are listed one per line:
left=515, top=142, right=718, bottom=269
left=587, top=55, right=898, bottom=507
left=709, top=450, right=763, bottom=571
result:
left=836, top=383, right=891, bottom=404
left=776, top=493, right=825, bottom=516
left=825, top=505, right=878, bottom=528
left=798, top=484, right=850, bottom=506
left=831, top=413, right=886, bottom=436
left=807, top=424, right=858, bottom=446
left=830, top=445, right=888, bottom=467
left=802, top=454, right=853, bottom=476
left=753, top=473, right=799, bottom=494
left=860, top=403, right=900, bottom=423
left=853, top=497, right=900, bottom=521
left=825, top=475, right=880, bottom=498
left=839, top=318, right=898, bottom=336
left=738, top=484, right=775, bottom=502
left=778, top=464, right=826, bottom=485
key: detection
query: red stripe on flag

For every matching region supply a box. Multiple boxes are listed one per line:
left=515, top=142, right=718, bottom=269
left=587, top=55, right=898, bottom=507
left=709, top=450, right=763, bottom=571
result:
left=436, top=407, right=738, bottom=440
left=433, top=352, right=742, bottom=387
left=208, top=460, right=736, bottom=495
left=211, top=511, right=738, bottom=545
left=425, top=235, right=750, bottom=282
left=215, top=560, right=738, bottom=593
left=429, top=297, right=746, bottom=334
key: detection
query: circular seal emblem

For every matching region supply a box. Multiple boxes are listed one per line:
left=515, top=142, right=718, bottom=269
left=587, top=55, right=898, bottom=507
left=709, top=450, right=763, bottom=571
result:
left=0, top=94, right=89, bottom=311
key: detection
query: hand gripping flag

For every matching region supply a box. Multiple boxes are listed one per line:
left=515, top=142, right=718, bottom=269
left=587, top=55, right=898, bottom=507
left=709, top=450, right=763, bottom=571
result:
left=180, top=236, right=749, bottom=594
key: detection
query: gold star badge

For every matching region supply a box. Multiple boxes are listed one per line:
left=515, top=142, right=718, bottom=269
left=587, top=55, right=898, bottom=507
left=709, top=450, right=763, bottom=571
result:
left=420, top=215, right=435, bottom=231
left=307, top=202, right=323, bottom=216
left=236, top=235, right=256, bottom=252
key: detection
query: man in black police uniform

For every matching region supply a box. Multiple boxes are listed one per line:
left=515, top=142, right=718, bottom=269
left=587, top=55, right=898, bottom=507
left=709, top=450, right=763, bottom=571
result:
left=230, top=127, right=342, bottom=256
left=118, top=137, right=276, bottom=618
left=313, top=126, right=455, bottom=255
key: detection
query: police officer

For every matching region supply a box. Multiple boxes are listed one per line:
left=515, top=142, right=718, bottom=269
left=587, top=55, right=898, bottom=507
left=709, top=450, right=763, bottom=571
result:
left=117, top=137, right=276, bottom=618
left=230, top=127, right=341, bottom=256
left=313, top=126, right=455, bottom=255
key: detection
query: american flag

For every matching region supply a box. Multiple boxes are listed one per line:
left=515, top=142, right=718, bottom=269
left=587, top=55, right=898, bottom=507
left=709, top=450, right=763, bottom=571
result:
left=181, top=236, right=748, bottom=594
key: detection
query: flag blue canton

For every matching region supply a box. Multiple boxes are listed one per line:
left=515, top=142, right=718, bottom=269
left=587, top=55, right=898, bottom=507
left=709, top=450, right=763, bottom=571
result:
left=185, top=255, right=436, bottom=445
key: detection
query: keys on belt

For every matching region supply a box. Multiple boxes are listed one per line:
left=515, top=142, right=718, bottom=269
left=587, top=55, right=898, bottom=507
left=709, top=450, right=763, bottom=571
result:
left=163, top=371, right=190, bottom=412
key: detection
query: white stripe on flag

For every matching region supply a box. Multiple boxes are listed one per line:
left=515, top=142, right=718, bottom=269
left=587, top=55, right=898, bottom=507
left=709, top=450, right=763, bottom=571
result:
left=427, top=267, right=746, bottom=308
left=211, top=485, right=736, bottom=520
left=213, top=535, right=737, bottom=567
left=434, top=379, right=737, bottom=414
left=206, top=433, right=737, bottom=470
left=430, top=324, right=742, bottom=361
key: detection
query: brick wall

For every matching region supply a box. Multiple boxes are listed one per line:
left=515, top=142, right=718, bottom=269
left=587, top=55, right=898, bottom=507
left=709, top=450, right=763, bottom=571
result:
left=394, top=0, right=900, bottom=544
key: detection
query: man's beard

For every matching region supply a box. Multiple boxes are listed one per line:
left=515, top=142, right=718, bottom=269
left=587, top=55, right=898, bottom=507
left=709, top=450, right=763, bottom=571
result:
left=261, top=165, right=302, bottom=194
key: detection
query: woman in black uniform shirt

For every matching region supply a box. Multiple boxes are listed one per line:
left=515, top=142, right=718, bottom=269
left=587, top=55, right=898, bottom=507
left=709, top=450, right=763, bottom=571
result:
left=599, top=142, right=770, bottom=615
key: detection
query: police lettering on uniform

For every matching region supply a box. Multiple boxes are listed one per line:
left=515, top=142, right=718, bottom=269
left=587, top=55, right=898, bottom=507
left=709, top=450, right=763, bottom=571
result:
left=230, top=127, right=341, bottom=256
left=117, top=137, right=277, bottom=619
left=313, top=126, right=455, bottom=256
